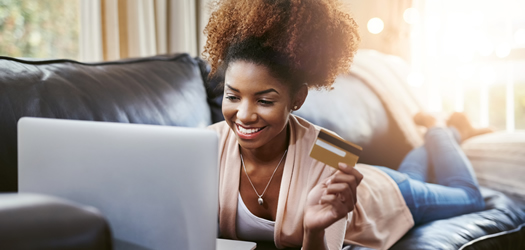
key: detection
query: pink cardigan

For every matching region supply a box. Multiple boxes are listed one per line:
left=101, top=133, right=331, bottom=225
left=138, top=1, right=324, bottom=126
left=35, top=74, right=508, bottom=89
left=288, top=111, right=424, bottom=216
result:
left=208, top=115, right=414, bottom=250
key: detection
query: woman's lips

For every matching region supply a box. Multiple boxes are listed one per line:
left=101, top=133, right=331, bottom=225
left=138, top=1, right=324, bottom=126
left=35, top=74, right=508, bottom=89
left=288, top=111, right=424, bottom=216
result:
left=235, top=124, right=266, bottom=140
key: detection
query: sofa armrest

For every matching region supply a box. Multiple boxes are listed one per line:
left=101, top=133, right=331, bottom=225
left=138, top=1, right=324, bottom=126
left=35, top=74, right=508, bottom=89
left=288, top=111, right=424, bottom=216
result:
left=0, top=193, right=112, bottom=250
left=461, top=131, right=525, bottom=208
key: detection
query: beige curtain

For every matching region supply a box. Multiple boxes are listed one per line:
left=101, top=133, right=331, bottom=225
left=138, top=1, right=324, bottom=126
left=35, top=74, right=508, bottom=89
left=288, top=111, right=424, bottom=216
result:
left=80, top=0, right=200, bottom=62
left=82, top=0, right=415, bottom=62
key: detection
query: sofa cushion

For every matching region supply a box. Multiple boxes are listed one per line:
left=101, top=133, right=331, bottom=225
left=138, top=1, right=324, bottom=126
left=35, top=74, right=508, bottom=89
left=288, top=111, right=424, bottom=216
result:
left=196, top=58, right=225, bottom=123
left=343, top=187, right=525, bottom=250
left=294, top=74, right=413, bottom=169
left=390, top=187, right=525, bottom=250
left=459, top=223, right=525, bottom=250
left=461, top=131, right=525, bottom=209
left=0, top=193, right=112, bottom=250
left=0, top=54, right=211, bottom=192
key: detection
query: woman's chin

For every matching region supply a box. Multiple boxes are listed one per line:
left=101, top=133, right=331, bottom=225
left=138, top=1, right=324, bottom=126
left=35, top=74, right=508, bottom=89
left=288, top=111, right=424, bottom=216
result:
left=237, top=142, right=262, bottom=152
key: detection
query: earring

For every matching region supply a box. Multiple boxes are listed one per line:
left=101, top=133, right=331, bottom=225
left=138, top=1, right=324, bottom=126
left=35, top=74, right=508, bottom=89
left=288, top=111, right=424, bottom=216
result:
left=293, top=105, right=298, bottom=110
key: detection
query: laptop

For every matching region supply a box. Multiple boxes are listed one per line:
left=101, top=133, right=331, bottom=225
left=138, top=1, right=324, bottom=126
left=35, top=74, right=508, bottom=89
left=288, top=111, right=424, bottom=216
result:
left=18, top=117, right=222, bottom=250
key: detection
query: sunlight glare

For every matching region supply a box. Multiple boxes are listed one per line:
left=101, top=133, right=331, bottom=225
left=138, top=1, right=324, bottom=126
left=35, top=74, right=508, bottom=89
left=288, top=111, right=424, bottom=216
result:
left=479, top=66, right=496, bottom=85
left=478, top=38, right=493, bottom=57
left=495, top=42, right=511, bottom=58
left=515, top=29, right=525, bottom=46
left=403, top=8, right=420, bottom=24
left=407, top=72, right=424, bottom=87
left=367, top=18, right=384, bottom=34
left=456, top=64, right=475, bottom=80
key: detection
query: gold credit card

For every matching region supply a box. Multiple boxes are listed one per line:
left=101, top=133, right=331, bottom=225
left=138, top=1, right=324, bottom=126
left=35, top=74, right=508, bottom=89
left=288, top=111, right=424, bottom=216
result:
left=309, top=129, right=363, bottom=169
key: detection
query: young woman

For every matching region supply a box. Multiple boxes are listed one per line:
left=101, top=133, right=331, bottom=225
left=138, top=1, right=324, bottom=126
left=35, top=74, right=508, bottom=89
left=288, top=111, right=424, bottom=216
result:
left=204, top=1, right=488, bottom=249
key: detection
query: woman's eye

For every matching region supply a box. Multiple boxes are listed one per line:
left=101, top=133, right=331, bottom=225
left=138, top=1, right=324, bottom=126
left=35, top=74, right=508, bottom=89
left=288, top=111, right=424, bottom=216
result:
left=225, top=96, right=239, bottom=101
left=259, top=100, right=274, bottom=105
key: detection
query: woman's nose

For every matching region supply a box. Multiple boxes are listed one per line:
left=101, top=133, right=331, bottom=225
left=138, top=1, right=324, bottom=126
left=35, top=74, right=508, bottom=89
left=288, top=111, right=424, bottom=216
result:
left=236, top=101, right=257, bottom=123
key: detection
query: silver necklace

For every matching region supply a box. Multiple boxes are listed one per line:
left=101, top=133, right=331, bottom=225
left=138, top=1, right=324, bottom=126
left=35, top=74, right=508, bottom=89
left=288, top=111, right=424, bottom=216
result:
left=240, top=149, right=288, bottom=205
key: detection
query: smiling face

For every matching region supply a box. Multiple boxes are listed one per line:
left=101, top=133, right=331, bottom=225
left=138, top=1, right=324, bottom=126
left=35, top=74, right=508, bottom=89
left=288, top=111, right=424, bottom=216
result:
left=222, top=61, right=306, bottom=152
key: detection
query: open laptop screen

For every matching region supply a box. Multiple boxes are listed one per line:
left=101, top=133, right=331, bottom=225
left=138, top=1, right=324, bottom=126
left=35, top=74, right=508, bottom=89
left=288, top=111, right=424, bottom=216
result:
left=18, top=117, right=218, bottom=250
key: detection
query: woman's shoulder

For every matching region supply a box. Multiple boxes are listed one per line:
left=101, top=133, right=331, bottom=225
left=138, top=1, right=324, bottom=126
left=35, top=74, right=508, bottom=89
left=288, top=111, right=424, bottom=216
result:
left=291, top=114, right=344, bottom=142
left=207, top=121, right=229, bottom=132
left=290, top=114, right=321, bottom=136
left=207, top=121, right=233, bottom=143
left=289, top=115, right=337, bottom=174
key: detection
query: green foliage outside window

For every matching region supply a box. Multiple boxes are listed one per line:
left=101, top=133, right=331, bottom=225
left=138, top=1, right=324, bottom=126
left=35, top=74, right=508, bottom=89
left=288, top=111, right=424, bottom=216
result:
left=0, top=0, right=79, bottom=59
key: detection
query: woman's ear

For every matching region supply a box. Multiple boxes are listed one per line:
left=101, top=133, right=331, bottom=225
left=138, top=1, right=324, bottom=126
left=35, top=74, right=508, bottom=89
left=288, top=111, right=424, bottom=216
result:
left=292, top=84, right=308, bottom=111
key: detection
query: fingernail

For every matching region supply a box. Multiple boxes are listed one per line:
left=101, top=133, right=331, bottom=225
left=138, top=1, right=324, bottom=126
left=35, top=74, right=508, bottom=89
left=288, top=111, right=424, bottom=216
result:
left=326, top=178, right=332, bottom=185
left=339, top=163, right=348, bottom=169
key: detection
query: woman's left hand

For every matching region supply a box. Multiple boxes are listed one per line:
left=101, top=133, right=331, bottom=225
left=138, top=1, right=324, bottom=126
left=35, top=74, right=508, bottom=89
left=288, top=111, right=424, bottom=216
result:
left=303, top=163, right=363, bottom=233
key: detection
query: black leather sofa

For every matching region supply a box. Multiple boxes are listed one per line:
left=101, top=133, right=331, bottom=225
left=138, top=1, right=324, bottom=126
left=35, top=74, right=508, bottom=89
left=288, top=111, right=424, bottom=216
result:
left=0, top=193, right=112, bottom=250
left=1, top=53, right=524, bottom=249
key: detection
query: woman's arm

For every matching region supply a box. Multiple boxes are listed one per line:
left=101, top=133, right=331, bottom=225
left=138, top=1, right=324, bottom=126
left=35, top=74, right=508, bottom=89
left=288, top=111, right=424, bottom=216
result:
left=302, top=228, right=328, bottom=250
left=302, top=217, right=347, bottom=250
left=302, top=163, right=362, bottom=250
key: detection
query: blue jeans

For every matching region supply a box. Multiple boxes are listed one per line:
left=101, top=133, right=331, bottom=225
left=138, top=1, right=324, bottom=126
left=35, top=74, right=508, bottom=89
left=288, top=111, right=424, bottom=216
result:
left=375, top=127, right=485, bottom=225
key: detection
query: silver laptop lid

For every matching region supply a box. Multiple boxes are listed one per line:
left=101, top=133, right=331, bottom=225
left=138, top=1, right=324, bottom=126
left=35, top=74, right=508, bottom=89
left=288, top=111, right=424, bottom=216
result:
left=18, top=117, right=218, bottom=250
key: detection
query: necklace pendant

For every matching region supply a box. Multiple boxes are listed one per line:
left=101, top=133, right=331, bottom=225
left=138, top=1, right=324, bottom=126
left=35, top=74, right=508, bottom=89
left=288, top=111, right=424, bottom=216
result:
left=258, top=197, right=264, bottom=205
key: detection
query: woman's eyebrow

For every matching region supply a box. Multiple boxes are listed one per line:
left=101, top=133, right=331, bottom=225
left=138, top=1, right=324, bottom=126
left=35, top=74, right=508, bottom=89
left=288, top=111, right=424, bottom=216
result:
left=226, top=84, right=279, bottom=95
left=255, top=88, right=279, bottom=95
left=225, top=84, right=240, bottom=92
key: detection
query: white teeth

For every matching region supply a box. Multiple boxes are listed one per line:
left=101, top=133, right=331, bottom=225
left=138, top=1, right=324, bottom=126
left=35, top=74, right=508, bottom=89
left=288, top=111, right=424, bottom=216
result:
left=237, top=125, right=262, bottom=134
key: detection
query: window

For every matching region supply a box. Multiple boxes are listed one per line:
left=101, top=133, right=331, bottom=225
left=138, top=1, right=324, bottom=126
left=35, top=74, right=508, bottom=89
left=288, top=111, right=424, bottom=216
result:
left=0, top=0, right=80, bottom=60
left=410, top=0, right=525, bottom=131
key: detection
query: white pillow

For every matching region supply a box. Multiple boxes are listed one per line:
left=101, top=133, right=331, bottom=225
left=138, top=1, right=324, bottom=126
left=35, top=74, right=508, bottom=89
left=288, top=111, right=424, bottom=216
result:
left=461, top=131, right=525, bottom=201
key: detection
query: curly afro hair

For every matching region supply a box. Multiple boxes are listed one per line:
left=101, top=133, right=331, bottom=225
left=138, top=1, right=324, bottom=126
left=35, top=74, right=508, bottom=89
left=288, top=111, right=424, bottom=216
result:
left=202, top=0, right=360, bottom=92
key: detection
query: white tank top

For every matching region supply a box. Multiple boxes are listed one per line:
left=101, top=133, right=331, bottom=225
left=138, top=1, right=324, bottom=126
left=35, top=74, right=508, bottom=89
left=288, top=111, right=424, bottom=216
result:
left=236, top=193, right=275, bottom=241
